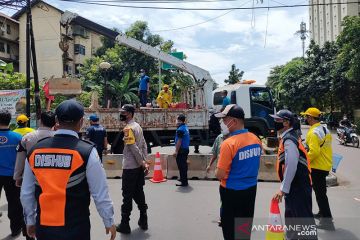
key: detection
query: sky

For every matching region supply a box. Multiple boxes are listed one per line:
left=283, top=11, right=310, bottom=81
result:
left=2, top=0, right=310, bottom=86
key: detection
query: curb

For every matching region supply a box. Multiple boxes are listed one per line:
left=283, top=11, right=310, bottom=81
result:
left=326, top=172, right=338, bottom=187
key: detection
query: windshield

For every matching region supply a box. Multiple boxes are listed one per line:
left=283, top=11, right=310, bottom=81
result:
left=213, top=92, right=224, bottom=105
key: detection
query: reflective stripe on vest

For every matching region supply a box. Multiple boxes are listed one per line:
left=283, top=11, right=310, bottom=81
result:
left=276, top=132, right=312, bottom=184
left=28, top=148, right=86, bottom=226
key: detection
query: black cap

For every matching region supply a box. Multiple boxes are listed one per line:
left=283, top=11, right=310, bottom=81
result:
left=177, top=114, right=186, bottom=122
left=270, top=109, right=293, bottom=121
left=120, top=104, right=135, bottom=115
left=55, top=100, right=84, bottom=123
left=215, top=104, right=245, bottom=119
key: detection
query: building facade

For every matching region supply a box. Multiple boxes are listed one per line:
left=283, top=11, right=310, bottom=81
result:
left=12, top=0, right=116, bottom=81
left=0, top=13, right=19, bottom=71
left=309, top=0, right=360, bottom=46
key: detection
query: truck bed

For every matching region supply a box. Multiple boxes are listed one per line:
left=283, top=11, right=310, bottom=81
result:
left=83, top=107, right=209, bottom=132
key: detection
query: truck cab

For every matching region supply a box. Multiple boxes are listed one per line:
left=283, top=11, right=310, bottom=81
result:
left=211, top=82, right=276, bottom=144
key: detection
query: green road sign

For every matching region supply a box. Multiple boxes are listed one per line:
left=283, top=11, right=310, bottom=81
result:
left=162, top=52, right=184, bottom=70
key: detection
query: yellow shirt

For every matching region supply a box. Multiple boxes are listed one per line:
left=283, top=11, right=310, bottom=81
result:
left=156, top=90, right=172, bottom=109
left=13, top=127, right=35, bottom=136
left=305, top=123, right=332, bottom=171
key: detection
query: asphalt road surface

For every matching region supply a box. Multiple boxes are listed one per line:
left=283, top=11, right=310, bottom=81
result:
left=1, top=128, right=359, bottom=240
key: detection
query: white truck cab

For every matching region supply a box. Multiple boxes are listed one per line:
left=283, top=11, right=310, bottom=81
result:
left=211, top=82, right=276, bottom=143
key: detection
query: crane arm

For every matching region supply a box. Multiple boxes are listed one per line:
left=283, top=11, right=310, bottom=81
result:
left=115, top=33, right=213, bottom=86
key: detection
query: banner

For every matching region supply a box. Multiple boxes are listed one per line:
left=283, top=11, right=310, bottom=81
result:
left=0, top=89, right=26, bottom=115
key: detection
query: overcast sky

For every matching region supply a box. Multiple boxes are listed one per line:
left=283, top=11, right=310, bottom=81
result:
left=3, top=0, right=310, bottom=86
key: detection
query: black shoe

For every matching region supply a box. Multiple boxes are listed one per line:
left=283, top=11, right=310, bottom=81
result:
left=176, top=183, right=188, bottom=187
left=138, top=213, right=148, bottom=230
left=11, top=228, right=22, bottom=237
left=116, top=221, right=131, bottom=234
left=313, top=212, right=322, bottom=219
left=317, top=220, right=335, bottom=231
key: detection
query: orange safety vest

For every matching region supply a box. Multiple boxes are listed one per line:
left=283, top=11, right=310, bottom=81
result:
left=276, top=130, right=312, bottom=184
left=28, top=134, right=94, bottom=227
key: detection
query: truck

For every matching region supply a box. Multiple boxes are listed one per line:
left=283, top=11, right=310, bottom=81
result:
left=58, top=11, right=277, bottom=153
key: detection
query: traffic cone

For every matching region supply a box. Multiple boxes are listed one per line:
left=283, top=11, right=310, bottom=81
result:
left=265, top=199, right=285, bottom=240
left=149, top=152, right=167, bottom=183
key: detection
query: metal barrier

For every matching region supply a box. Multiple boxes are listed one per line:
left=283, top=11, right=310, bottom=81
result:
left=103, top=153, right=279, bottom=182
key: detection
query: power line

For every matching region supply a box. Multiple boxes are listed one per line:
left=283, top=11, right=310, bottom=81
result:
left=57, top=0, right=360, bottom=11
left=152, top=0, right=253, bottom=32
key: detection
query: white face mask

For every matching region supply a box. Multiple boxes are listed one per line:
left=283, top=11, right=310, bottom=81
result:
left=220, top=120, right=233, bottom=135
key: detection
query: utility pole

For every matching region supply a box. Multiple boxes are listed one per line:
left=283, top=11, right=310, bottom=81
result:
left=295, top=21, right=309, bottom=58
left=25, top=0, right=41, bottom=124
left=25, top=0, right=31, bottom=122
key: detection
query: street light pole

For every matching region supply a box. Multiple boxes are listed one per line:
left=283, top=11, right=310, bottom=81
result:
left=99, top=61, right=111, bottom=108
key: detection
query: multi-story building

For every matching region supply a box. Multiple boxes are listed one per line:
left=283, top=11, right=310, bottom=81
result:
left=12, top=0, right=116, bottom=81
left=309, top=0, right=360, bottom=46
left=0, top=13, right=19, bottom=71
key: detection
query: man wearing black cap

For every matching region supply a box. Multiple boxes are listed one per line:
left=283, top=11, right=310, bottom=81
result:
left=85, top=114, right=108, bottom=162
left=270, top=110, right=317, bottom=239
left=215, top=104, right=262, bottom=240
left=117, top=104, right=149, bottom=234
left=173, top=114, right=190, bottom=187
left=20, top=100, right=116, bottom=240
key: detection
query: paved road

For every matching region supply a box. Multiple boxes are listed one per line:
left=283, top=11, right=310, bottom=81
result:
left=1, top=128, right=359, bottom=240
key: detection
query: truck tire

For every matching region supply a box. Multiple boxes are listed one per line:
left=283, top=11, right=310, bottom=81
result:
left=111, top=132, right=124, bottom=154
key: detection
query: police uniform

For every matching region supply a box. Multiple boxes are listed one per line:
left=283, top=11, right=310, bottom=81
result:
left=175, top=121, right=190, bottom=186
left=20, top=100, right=114, bottom=240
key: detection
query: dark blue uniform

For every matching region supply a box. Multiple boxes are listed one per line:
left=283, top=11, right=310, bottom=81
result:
left=86, top=124, right=107, bottom=161
left=175, top=124, right=190, bottom=186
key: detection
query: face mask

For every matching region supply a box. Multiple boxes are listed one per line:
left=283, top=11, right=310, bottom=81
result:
left=120, top=114, right=127, bottom=121
left=176, top=120, right=182, bottom=126
left=274, top=122, right=284, bottom=132
left=220, top=120, right=234, bottom=135
left=140, top=73, right=145, bottom=77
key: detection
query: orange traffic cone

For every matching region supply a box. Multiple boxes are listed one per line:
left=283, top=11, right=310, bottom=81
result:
left=149, top=152, right=167, bottom=183
left=265, top=199, right=285, bottom=240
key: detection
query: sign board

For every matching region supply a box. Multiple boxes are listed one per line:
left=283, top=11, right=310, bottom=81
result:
left=0, top=89, right=26, bottom=115
left=162, top=52, right=184, bottom=70
left=49, top=77, right=82, bottom=95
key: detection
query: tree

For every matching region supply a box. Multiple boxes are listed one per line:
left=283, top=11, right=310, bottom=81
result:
left=224, top=64, right=244, bottom=85
left=108, top=72, right=139, bottom=106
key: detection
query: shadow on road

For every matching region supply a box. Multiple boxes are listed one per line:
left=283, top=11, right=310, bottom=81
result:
left=119, top=228, right=151, bottom=239
left=318, top=227, right=360, bottom=240
left=176, top=186, right=194, bottom=193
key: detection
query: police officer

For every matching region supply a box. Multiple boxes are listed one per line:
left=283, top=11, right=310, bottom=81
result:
left=14, top=111, right=56, bottom=187
left=0, top=110, right=27, bottom=238
left=173, top=114, right=190, bottom=187
left=20, top=100, right=116, bottom=240
left=13, top=114, right=34, bottom=136
left=270, top=110, right=317, bottom=239
left=85, top=114, right=108, bottom=162
left=215, top=104, right=262, bottom=240
left=301, top=107, right=334, bottom=230
left=117, top=104, right=149, bottom=234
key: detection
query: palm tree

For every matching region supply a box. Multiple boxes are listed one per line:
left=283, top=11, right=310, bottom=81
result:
left=108, top=72, right=139, bottom=107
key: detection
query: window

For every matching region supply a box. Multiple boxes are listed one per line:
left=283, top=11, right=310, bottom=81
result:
left=230, top=91, right=236, bottom=104
left=74, top=44, right=85, bottom=55
left=250, top=88, right=273, bottom=109
left=6, top=44, right=10, bottom=54
left=213, top=92, right=224, bottom=105
left=65, top=65, right=73, bottom=74
left=6, top=24, right=10, bottom=34
left=75, top=64, right=83, bottom=75
left=0, top=42, right=5, bottom=52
